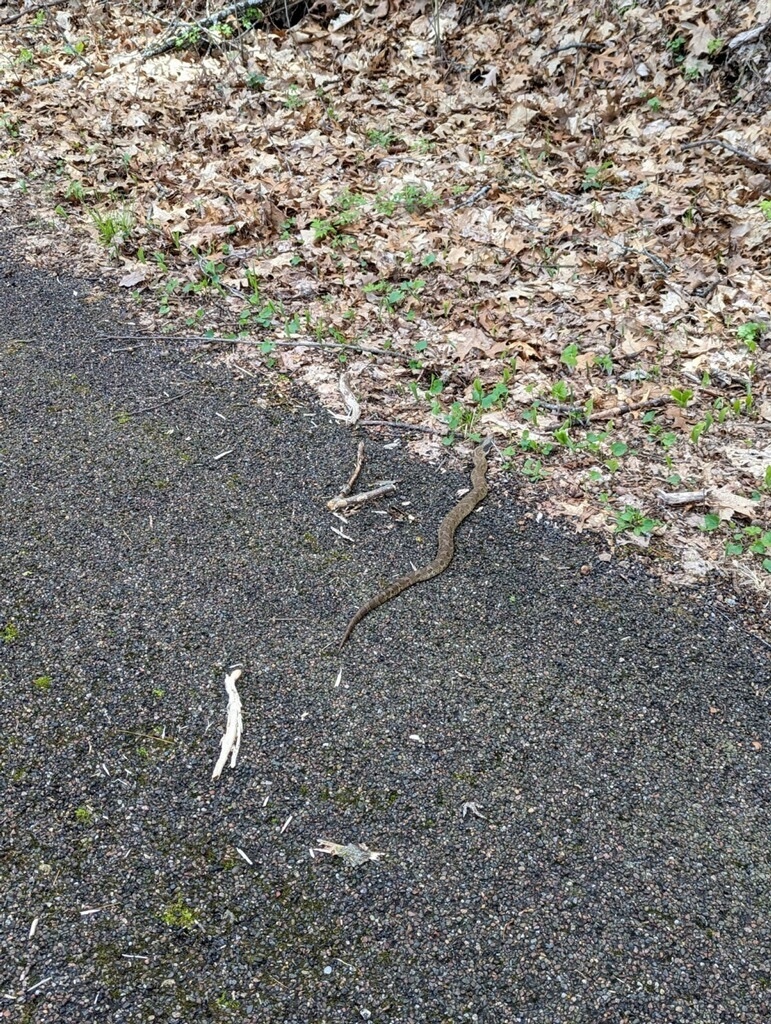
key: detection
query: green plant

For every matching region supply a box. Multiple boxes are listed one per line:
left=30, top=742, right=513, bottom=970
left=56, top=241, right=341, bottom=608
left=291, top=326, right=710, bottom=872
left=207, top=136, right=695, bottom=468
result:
left=595, top=353, right=614, bottom=373
left=550, top=379, right=573, bottom=402
left=760, top=200, right=771, bottom=221
left=690, top=411, right=713, bottom=443
left=284, top=85, right=304, bottom=110
left=581, top=161, right=615, bottom=191
left=157, top=277, right=180, bottom=316
left=1, top=622, right=19, bottom=643
left=1, top=116, right=21, bottom=137
left=560, top=342, right=579, bottom=368
left=440, top=400, right=478, bottom=445
left=376, top=184, right=440, bottom=216
left=471, top=378, right=508, bottom=410
left=161, top=896, right=199, bottom=929
left=91, top=207, right=134, bottom=247
left=33, top=675, right=52, bottom=691
left=737, top=321, right=764, bottom=352
left=65, top=180, right=86, bottom=202
left=646, top=97, right=662, bottom=112
left=362, top=277, right=425, bottom=313
left=516, top=430, right=554, bottom=457
left=724, top=525, right=771, bottom=572
left=367, top=128, right=399, bottom=147
left=707, top=37, right=723, bottom=55
left=185, top=258, right=226, bottom=295
left=614, top=505, right=663, bottom=536
left=311, top=193, right=365, bottom=244
left=74, top=805, right=94, bottom=825
left=245, top=71, right=265, bottom=90
left=667, top=34, right=687, bottom=60
left=669, top=387, right=693, bottom=409
left=522, top=458, right=546, bottom=481
left=63, top=38, right=87, bottom=56
left=216, top=993, right=241, bottom=1012
left=176, top=26, right=201, bottom=48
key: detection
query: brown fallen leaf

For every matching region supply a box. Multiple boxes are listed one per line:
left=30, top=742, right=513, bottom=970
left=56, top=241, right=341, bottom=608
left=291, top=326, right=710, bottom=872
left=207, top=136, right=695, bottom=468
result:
left=709, top=487, right=759, bottom=521
left=118, top=268, right=147, bottom=288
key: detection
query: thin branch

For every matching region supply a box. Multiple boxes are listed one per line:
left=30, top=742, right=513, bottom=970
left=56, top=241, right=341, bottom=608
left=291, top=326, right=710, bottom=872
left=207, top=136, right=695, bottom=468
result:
left=588, top=394, right=671, bottom=423
left=682, top=139, right=771, bottom=174
left=96, top=334, right=405, bottom=359
left=141, top=0, right=267, bottom=59
left=726, top=20, right=771, bottom=50
left=360, top=419, right=440, bottom=434
left=543, top=42, right=605, bottom=57
left=339, top=441, right=365, bottom=499
left=0, top=0, right=67, bottom=25
left=327, top=481, right=399, bottom=513
left=130, top=389, right=194, bottom=415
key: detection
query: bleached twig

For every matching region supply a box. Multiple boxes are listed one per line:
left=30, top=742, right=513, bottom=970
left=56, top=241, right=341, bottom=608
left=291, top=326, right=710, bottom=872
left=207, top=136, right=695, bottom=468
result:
left=212, top=668, right=243, bottom=780
left=313, top=838, right=385, bottom=866
left=333, top=373, right=361, bottom=426
left=657, top=489, right=709, bottom=506
left=327, top=481, right=398, bottom=512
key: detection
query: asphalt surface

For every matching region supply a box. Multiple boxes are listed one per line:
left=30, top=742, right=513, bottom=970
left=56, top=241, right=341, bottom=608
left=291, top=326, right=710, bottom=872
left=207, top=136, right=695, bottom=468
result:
left=1, top=245, right=771, bottom=1024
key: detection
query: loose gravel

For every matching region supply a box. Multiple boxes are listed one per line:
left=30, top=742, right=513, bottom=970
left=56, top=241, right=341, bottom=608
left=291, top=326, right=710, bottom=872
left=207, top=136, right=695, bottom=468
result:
left=1, top=247, right=770, bottom=1024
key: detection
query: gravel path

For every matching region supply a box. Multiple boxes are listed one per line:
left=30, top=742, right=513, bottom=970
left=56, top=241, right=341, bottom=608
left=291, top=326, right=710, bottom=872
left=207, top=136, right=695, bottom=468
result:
left=2, top=248, right=770, bottom=1023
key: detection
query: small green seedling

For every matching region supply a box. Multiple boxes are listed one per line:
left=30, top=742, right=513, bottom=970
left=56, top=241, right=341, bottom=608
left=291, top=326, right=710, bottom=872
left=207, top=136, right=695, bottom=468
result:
left=522, top=458, right=546, bottom=482
left=161, top=896, right=198, bottom=929
left=1, top=622, right=19, bottom=643
left=614, top=505, right=663, bottom=536
left=74, top=805, right=94, bottom=825
left=737, top=321, right=764, bottom=352
left=670, top=387, right=693, bottom=409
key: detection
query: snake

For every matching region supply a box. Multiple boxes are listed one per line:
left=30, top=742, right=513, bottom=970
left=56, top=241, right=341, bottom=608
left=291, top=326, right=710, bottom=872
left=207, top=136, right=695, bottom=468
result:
left=339, top=438, right=492, bottom=650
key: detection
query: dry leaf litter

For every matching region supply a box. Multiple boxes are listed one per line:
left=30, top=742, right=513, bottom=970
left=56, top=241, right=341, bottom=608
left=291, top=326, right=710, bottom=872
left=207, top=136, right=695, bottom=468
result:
left=1, top=0, right=769, bottom=624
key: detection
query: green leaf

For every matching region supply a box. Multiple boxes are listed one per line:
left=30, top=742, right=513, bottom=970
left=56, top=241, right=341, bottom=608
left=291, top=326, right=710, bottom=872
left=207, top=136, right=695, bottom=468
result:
left=702, top=514, right=721, bottom=532
left=725, top=541, right=743, bottom=556
left=560, top=343, right=579, bottom=369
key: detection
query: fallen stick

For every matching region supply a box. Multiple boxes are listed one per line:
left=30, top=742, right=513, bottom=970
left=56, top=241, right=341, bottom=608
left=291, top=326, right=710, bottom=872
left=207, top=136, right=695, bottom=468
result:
left=682, top=139, right=771, bottom=174
left=212, top=668, right=243, bottom=780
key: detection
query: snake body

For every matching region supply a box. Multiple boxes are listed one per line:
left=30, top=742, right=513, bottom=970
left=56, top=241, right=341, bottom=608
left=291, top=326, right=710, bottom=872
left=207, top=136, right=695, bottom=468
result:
left=340, top=439, right=491, bottom=650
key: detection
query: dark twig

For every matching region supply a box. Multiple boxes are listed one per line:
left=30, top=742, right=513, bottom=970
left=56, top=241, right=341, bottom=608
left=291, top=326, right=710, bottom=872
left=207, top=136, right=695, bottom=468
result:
left=682, top=139, right=771, bottom=174
left=0, top=0, right=67, bottom=25
left=543, top=42, right=605, bottom=57
left=141, top=0, right=266, bottom=59
left=130, top=390, right=194, bottom=415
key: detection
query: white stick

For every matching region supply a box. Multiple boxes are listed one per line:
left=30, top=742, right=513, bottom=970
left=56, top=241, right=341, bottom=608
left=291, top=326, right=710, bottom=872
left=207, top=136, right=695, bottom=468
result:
left=212, top=668, right=243, bottom=780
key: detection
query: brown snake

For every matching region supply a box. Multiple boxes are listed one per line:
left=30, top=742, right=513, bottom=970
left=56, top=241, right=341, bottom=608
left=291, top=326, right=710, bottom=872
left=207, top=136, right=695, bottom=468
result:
left=340, top=438, right=492, bottom=650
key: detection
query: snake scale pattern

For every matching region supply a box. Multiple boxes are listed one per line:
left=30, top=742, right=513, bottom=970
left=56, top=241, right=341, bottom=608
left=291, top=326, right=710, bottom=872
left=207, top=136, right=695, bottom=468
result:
left=340, top=439, right=492, bottom=650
